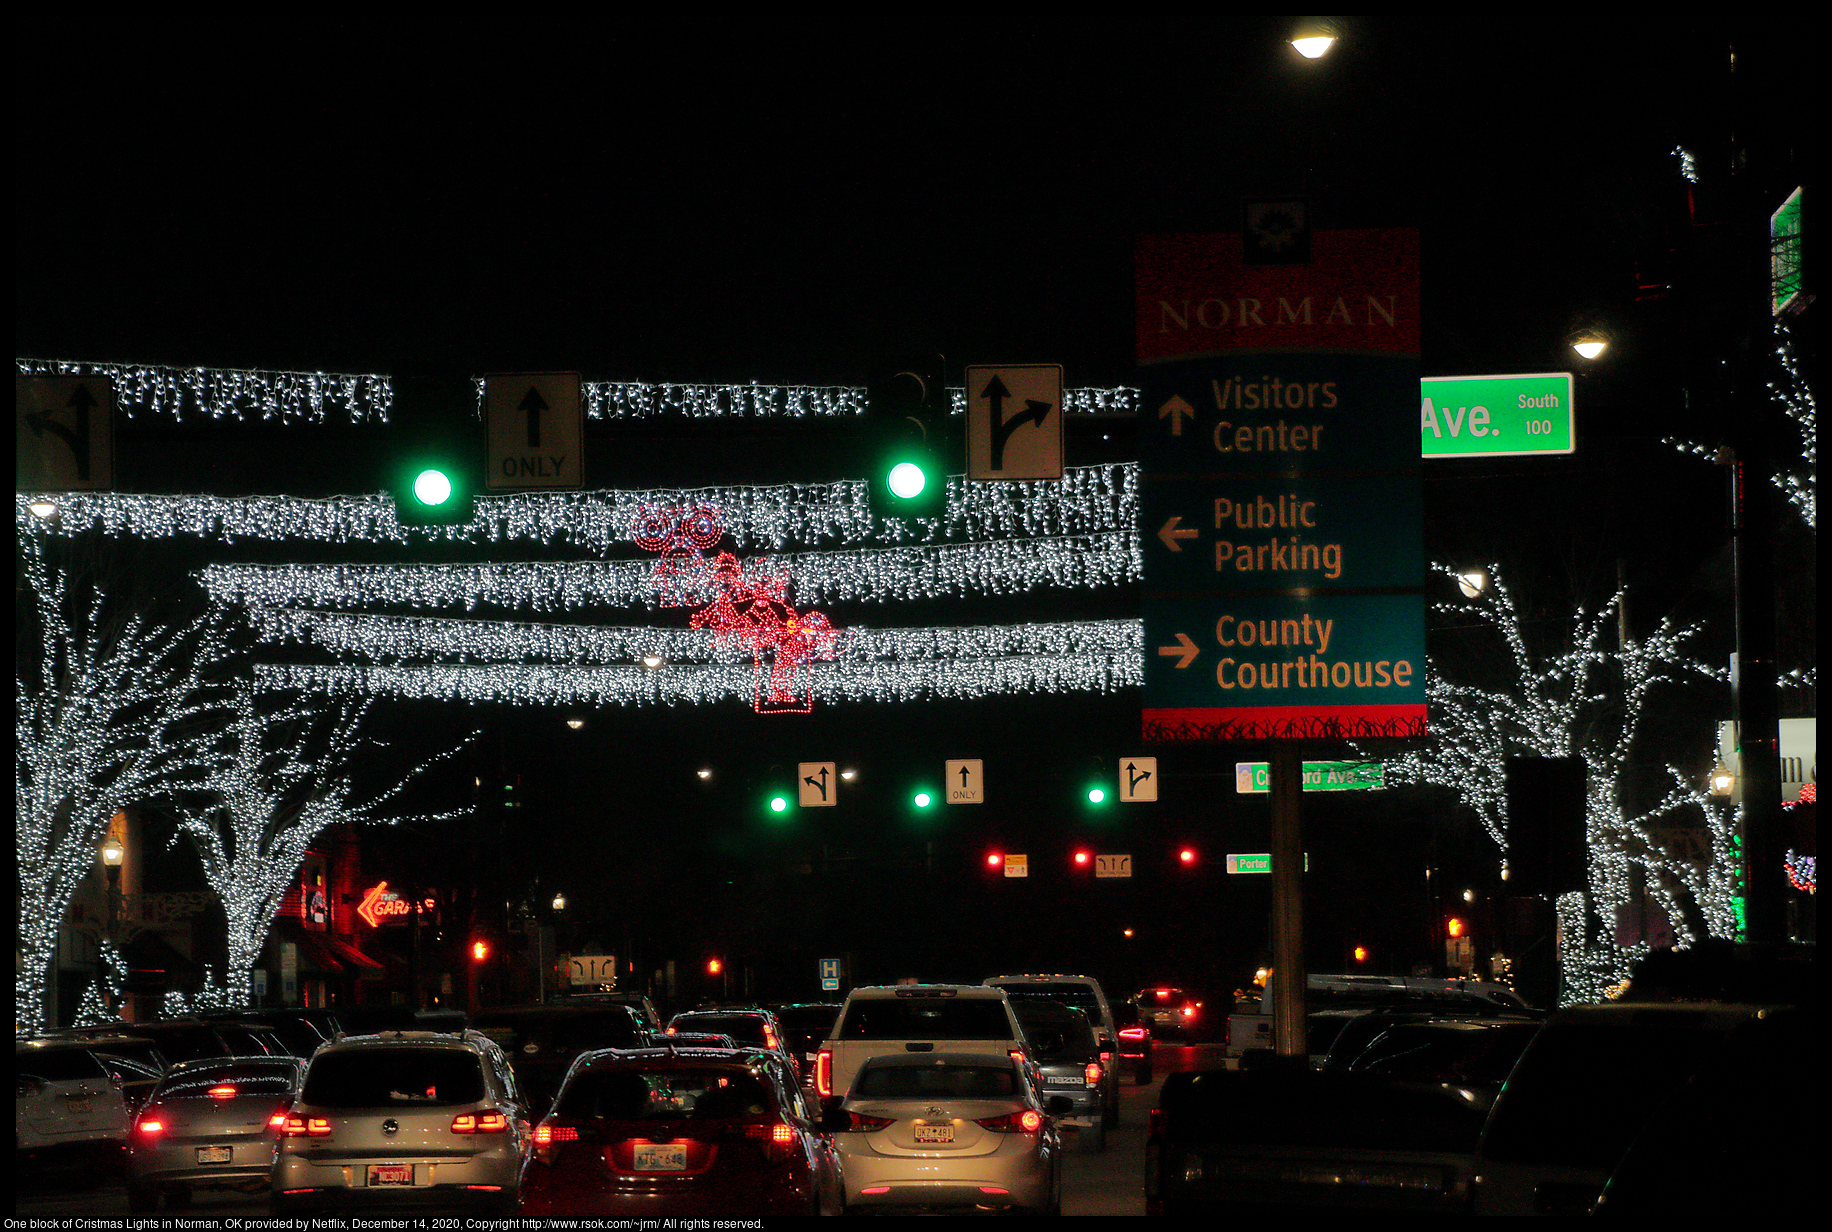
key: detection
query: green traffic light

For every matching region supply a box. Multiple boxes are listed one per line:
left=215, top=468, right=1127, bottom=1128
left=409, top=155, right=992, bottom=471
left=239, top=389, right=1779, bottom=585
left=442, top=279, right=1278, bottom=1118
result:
left=913, top=790, right=934, bottom=808
left=769, top=795, right=790, bottom=814
left=413, top=468, right=454, bottom=507
left=1088, top=787, right=1107, bottom=804
left=887, top=461, right=928, bottom=500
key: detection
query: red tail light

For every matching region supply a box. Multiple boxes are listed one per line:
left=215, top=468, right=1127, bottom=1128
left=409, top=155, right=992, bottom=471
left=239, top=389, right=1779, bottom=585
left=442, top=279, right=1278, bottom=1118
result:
left=135, top=1117, right=165, bottom=1138
left=975, top=1109, right=1043, bottom=1134
left=816, top=1049, right=833, bottom=1099
left=281, top=1115, right=331, bottom=1137
left=741, top=1122, right=797, bottom=1144
left=847, top=1112, right=894, bottom=1131
left=451, top=1111, right=509, bottom=1134
left=1119, top=1027, right=1147, bottom=1040
left=532, top=1120, right=581, bottom=1164
left=1181, top=1006, right=1197, bottom=1020
left=208, top=1084, right=237, bottom=1100
left=1084, top=1062, right=1104, bottom=1087
left=267, top=1101, right=293, bottom=1132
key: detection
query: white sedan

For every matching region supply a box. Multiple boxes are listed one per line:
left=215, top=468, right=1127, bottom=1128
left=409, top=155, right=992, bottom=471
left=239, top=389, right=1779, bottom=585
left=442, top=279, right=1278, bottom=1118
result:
left=825, top=1052, right=1069, bottom=1215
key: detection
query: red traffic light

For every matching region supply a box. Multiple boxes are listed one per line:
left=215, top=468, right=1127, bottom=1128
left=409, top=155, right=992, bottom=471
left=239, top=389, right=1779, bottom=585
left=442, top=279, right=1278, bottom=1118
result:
left=1178, top=847, right=1198, bottom=866
left=470, top=939, right=489, bottom=962
left=1072, top=849, right=1093, bottom=867
left=985, top=851, right=1004, bottom=868
left=1446, top=917, right=1467, bottom=939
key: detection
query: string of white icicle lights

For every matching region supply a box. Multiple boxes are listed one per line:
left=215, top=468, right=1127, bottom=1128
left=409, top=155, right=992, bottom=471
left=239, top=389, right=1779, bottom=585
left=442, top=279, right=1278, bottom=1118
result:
left=254, top=652, right=1143, bottom=706
left=249, top=608, right=1142, bottom=666
left=16, top=358, right=391, bottom=424
left=17, top=464, right=1137, bottom=552
left=201, top=531, right=1141, bottom=613
left=18, top=357, right=1140, bottom=424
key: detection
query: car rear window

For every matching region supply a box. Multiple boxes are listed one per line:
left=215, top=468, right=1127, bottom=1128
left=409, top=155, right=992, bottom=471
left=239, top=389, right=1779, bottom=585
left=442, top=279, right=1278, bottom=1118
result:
left=1012, top=1007, right=1097, bottom=1062
left=998, top=984, right=1102, bottom=1014
left=855, top=1064, right=1018, bottom=1099
left=16, top=1049, right=108, bottom=1082
left=473, top=1010, right=644, bottom=1054
left=159, top=1063, right=298, bottom=1100
left=556, top=1068, right=771, bottom=1121
left=672, top=1015, right=768, bottom=1046
left=836, top=999, right=1014, bottom=1041
left=302, top=1049, right=485, bottom=1108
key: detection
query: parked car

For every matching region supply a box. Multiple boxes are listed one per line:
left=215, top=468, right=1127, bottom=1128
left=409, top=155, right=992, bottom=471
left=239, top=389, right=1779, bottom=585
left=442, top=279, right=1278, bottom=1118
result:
left=1471, top=1001, right=1792, bottom=1215
left=1111, top=1000, right=1154, bottom=1084
left=816, top=985, right=1026, bottom=1109
left=521, top=1045, right=843, bottom=1216
left=827, top=1051, right=1069, bottom=1214
left=127, top=1055, right=305, bottom=1212
left=1008, top=1000, right=1108, bottom=1152
left=271, top=1029, right=531, bottom=1214
left=66, top=1018, right=284, bottom=1066
left=32, top=1032, right=169, bottom=1113
left=1146, top=1066, right=1489, bottom=1214
left=984, top=974, right=1120, bottom=1127
left=200, top=1009, right=335, bottom=1059
left=16, top=1039, right=133, bottom=1167
left=471, top=1003, right=651, bottom=1118
left=665, top=1008, right=796, bottom=1077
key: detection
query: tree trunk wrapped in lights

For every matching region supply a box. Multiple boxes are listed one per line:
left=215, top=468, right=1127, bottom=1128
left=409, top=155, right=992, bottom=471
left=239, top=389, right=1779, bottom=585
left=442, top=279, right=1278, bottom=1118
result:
left=1379, top=564, right=1729, bottom=1003
left=14, top=543, right=232, bottom=1034
left=172, top=685, right=472, bottom=1009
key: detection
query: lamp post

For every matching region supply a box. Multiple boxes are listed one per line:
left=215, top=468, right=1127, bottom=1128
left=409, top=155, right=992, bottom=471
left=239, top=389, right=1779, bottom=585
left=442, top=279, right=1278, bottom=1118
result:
left=99, top=836, right=125, bottom=1019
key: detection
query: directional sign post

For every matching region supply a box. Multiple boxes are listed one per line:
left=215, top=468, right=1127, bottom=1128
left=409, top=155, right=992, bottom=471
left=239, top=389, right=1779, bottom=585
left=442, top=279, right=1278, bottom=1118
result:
left=799, top=762, right=838, bottom=807
left=1420, top=373, right=1574, bottom=458
left=945, top=759, right=985, bottom=804
left=966, top=365, right=1063, bottom=480
left=1120, top=757, right=1159, bottom=802
left=17, top=375, right=114, bottom=491
left=486, top=372, right=583, bottom=489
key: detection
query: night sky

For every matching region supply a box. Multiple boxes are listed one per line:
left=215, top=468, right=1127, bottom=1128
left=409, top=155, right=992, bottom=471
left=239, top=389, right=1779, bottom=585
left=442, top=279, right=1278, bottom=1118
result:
left=16, top=18, right=1815, bottom=997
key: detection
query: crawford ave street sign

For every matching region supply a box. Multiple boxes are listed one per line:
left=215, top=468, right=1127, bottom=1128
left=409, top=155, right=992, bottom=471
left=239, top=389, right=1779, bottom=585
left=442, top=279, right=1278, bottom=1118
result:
left=1420, top=373, right=1574, bottom=458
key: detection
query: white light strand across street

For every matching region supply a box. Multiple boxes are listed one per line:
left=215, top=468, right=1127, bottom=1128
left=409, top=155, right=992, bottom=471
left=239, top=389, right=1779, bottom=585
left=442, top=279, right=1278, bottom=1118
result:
left=250, top=608, right=1142, bottom=666
left=202, top=531, right=1141, bottom=613
left=255, top=652, right=1143, bottom=706
left=16, top=359, right=392, bottom=424
left=17, top=358, right=1140, bottom=425
left=16, top=465, right=1138, bottom=553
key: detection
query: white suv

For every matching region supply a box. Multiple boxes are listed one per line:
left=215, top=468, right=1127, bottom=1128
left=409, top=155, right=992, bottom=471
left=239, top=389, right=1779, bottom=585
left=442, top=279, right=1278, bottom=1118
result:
left=272, top=1030, right=530, bottom=1214
left=16, top=1039, right=133, bottom=1161
left=816, top=985, right=1026, bottom=1107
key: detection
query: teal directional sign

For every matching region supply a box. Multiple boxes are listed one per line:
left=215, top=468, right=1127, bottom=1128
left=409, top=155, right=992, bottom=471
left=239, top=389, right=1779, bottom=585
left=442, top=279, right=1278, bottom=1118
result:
left=1419, top=373, right=1573, bottom=458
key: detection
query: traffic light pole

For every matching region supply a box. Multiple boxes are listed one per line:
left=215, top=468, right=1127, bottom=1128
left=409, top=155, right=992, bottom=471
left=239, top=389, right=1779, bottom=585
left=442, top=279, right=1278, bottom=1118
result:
left=1269, top=744, right=1308, bottom=1058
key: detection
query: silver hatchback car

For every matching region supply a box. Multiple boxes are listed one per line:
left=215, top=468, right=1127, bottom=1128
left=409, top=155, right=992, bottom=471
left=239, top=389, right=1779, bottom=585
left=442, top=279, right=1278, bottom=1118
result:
left=127, top=1055, right=304, bottom=1211
left=271, top=1030, right=531, bottom=1214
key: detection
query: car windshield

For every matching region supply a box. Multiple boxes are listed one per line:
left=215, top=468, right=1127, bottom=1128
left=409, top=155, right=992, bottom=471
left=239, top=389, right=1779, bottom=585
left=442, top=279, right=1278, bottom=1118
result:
left=302, top=1049, right=485, bottom=1108
left=835, top=999, right=1013, bottom=1041
left=556, top=1068, right=771, bottom=1121
left=672, top=1015, right=768, bottom=1046
left=157, top=1062, right=297, bottom=1100
left=855, top=1064, right=1018, bottom=1099
left=16, top=1049, right=107, bottom=1082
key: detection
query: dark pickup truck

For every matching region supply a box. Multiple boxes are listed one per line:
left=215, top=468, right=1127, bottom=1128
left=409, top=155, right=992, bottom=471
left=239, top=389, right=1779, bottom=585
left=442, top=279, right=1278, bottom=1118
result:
left=1146, top=1067, right=1490, bottom=1214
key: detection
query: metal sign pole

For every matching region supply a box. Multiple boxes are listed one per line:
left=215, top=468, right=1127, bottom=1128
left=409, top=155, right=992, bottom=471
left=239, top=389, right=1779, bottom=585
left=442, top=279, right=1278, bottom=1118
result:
left=1269, top=744, right=1308, bottom=1058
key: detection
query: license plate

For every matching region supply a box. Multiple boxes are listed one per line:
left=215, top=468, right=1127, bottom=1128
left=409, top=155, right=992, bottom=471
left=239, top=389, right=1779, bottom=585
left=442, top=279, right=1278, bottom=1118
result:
left=632, top=1143, right=688, bottom=1171
left=913, top=1123, right=955, bottom=1145
left=366, top=1164, right=414, bottom=1187
left=195, top=1145, right=233, bottom=1165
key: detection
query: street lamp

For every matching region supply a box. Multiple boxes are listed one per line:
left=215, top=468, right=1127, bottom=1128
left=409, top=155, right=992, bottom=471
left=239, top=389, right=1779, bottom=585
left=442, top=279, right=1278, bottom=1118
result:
left=1569, top=329, right=1610, bottom=360
left=551, top=891, right=567, bottom=913
left=1710, top=764, right=1737, bottom=796
left=1288, top=18, right=1339, bottom=59
left=1456, top=569, right=1489, bottom=599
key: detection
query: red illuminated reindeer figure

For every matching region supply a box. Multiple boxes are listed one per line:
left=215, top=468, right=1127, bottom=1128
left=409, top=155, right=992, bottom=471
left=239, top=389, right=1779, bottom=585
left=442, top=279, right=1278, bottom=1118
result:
left=631, top=505, right=844, bottom=714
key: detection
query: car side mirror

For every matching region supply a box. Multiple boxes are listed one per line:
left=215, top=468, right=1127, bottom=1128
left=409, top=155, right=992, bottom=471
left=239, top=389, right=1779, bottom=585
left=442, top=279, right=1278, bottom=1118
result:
left=1045, top=1095, right=1074, bottom=1116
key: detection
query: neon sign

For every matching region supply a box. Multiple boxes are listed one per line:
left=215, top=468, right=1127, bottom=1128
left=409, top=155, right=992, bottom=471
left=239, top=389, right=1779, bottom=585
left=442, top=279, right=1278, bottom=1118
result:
left=357, top=881, right=435, bottom=928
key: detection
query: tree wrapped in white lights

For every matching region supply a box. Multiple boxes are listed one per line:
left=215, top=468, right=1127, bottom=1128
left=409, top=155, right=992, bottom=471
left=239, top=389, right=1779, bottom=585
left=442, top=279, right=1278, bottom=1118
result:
left=1382, top=565, right=1723, bottom=1002
left=171, top=684, right=472, bottom=1009
left=15, top=543, right=232, bottom=1034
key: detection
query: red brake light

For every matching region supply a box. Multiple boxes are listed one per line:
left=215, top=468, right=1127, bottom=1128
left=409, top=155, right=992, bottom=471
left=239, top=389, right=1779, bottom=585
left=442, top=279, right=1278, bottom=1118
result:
left=282, top=1116, right=331, bottom=1137
left=848, top=1112, right=894, bottom=1131
left=136, top=1118, right=165, bottom=1137
left=1084, top=1062, right=1104, bottom=1086
left=1181, top=1006, right=1197, bottom=1019
left=267, top=1101, right=293, bottom=1131
left=816, top=1049, right=833, bottom=1099
left=533, top=1120, right=581, bottom=1164
left=451, top=1111, right=509, bottom=1134
left=208, top=1084, right=237, bottom=1100
left=975, top=1110, right=1043, bottom=1134
left=1119, top=1027, right=1147, bottom=1040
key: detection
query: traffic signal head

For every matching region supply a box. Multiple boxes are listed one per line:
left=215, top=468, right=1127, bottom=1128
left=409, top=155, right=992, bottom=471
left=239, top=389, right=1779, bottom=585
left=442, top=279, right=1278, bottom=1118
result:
left=865, top=354, right=950, bottom=520
left=471, top=939, right=489, bottom=962
left=1178, top=847, right=1198, bottom=866
left=1446, top=917, right=1467, bottom=939
left=391, top=374, right=478, bottom=527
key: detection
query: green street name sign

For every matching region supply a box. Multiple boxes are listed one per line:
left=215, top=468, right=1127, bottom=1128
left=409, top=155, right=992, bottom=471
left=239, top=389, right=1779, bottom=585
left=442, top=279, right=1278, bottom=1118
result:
left=1226, top=852, right=1311, bottom=874
left=1234, top=760, right=1384, bottom=793
left=1420, top=373, right=1573, bottom=458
